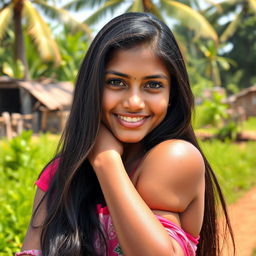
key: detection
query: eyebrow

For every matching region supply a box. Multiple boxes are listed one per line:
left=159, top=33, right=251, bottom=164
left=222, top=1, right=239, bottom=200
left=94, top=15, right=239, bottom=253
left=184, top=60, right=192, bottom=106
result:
left=105, top=70, right=169, bottom=80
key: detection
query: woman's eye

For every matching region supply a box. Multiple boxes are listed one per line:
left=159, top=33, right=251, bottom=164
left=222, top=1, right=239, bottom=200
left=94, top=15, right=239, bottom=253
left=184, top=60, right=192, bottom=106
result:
left=106, top=79, right=126, bottom=87
left=145, top=81, right=163, bottom=89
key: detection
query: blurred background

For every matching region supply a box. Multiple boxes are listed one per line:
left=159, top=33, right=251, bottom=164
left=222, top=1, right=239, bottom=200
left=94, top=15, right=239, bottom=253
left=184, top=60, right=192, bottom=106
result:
left=0, top=0, right=255, bottom=255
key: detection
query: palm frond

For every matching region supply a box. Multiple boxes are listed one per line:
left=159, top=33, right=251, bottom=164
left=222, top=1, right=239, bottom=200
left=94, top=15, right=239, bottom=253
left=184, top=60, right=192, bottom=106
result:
left=220, top=12, right=241, bottom=42
left=126, top=0, right=144, bottom=12
left=126, top=0, right=164, bottom=21
left=23, top=0, right=61, bottom=65
left=203, top=1, right=236, bottom=22
left=149, top=2, right=165, bottom=21
left=203, top=0, right=223, bottom=12
left=160, top=0, right=218, bottom=42
left=33, top=0, right=92, bottom=38
left=84, top=0, right=123, bottom=26
left=62, top=0, right=87, bottom=11
left=248, top=0, right=256, bottom=13
left=63, top=0, right=107, bottom=10
left=0, top=4, right=12, bottom=40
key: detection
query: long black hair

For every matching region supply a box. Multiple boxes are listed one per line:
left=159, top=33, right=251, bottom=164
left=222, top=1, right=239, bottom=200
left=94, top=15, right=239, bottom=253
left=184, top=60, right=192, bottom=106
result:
left=34, top=12, right=235, bottom=256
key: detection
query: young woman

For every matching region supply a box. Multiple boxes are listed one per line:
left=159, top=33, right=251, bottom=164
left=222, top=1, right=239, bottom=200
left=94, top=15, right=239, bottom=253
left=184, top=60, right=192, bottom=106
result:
left=17, top=12, right=235, bottom=256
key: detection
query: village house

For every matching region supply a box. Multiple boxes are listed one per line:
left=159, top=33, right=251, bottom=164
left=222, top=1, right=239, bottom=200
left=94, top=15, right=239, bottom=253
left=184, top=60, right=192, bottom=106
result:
left=0, top=76, right=73, bottom=138
left=225, top=85, right=256, bottom=120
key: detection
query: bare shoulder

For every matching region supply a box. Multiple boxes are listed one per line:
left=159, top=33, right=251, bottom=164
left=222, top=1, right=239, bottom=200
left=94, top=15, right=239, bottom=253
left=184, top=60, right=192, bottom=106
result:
left=150, top=139, right=204, bottom=173
left=136, top=139, right=205, bottom=213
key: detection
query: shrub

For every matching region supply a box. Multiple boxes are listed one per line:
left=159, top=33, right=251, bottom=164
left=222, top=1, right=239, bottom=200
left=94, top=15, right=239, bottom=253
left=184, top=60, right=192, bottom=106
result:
left=0, top=132, right=58, bottom=255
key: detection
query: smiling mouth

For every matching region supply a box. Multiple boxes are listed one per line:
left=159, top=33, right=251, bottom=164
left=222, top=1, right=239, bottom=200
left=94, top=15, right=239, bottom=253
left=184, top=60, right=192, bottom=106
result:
left=114, top=114, right=150, bottom=127
left=117, top=114, right=146, bottom=123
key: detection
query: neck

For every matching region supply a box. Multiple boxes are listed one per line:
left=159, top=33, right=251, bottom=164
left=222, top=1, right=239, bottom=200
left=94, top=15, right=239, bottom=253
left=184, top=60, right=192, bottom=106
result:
left=122, top=142, right=145, bottom=168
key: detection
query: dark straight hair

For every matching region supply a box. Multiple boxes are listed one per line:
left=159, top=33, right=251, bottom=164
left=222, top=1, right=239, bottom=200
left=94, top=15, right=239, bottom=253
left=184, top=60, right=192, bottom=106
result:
left=34, top=12, right=235, bottom=256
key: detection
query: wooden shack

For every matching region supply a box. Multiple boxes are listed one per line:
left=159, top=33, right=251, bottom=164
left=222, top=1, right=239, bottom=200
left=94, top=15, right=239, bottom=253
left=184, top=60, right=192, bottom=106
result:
left=225, top=85, right=256, bottom=119
left=0, top=76, right=73, bottom=138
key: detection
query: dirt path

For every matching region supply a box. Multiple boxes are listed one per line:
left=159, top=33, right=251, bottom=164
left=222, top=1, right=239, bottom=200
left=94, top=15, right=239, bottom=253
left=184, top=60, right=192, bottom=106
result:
left=223, top=187, right=256, bottom=256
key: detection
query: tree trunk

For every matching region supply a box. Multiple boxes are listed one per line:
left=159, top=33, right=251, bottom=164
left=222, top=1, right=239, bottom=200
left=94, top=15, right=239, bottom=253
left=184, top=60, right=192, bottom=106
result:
left=142, top=0, right=153, bottom=12
left=13, top=0, right=29, bottom=80
left=13, top=0, right=32, bottom=114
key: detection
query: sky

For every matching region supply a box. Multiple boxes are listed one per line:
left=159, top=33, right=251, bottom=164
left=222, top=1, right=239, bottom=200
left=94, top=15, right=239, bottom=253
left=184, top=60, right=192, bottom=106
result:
left=56, top=0, right=231, bottom=35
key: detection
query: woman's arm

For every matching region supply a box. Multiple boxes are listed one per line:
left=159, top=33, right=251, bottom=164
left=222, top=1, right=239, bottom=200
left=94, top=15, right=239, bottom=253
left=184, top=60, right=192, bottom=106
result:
left=19, top=188, right=46, bottom=253
left=92, top=152, right=178, bottom=256
left=89, top=125, right=204, bottom=256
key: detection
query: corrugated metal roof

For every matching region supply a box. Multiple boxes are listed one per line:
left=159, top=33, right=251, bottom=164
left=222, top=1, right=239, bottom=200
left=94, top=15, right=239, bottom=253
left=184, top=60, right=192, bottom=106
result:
left=18, top=80, right=74, bottom=110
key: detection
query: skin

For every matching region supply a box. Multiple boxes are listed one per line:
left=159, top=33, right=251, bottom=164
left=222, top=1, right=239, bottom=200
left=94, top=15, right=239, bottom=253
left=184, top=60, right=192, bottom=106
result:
left=21, top=44, right=205, bottom=256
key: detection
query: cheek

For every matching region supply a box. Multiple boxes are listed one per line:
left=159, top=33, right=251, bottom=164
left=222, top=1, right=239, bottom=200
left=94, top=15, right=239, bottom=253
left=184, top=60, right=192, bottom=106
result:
left=102, top=91, right=120, bottom=119
left=102, top=91, right=114, bottom=112
left=152, top=97, right=169, bottom=115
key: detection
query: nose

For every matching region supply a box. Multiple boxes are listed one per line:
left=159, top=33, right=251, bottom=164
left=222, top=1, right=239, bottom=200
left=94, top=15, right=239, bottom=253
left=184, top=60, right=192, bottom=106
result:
left=123, top=89, right=145, bottom=112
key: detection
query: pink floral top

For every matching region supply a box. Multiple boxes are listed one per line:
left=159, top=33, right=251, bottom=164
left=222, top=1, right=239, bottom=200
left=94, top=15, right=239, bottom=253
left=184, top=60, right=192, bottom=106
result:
left=34, top=159, right=199, bottom=256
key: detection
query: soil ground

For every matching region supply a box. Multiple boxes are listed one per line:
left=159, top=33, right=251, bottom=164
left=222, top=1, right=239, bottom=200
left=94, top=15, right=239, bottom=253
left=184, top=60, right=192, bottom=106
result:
left=222, top=186, right=256, bottom=256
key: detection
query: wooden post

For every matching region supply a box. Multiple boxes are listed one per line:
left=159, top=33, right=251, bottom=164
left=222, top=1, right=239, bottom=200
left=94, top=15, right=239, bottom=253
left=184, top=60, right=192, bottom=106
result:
left=11, top=113, right=23, bottom=135
left=19, top=88, right=32, bottom=114
left=32, top=112, right=39, bottom=133
left=59, top=110, right=66, bottom=133
left=41, top=108, right=48, bottom=132
left=2, top=112, right=12, bottom=139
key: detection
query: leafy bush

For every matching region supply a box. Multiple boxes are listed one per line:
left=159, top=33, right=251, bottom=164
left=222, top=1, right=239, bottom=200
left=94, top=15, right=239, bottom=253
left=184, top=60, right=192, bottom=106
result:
left=215, top=120, right=239, bottom=141
left=193, top=92, right=228, bottom=129
left=0, top=132, right=58, bottom=255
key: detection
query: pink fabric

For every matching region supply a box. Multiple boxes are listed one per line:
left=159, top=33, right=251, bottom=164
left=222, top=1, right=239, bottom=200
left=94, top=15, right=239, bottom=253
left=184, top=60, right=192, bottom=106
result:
left=35, top=158, right=59, bottom=192
left=35, top=160, right=199, bottom=255
left=16, top=250, right=42, bottom=256
left=95, top=204, right=198, bottom=256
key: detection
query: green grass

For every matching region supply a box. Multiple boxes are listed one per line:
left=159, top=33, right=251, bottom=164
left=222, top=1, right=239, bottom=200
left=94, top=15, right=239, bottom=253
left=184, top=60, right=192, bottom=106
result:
left=193, top=106, right=256, bottom=133
left=0, top=133, right=256, bottom=254
left=199, top=140, right=256, bottom=203
left=242, top=117, right=256, bottom=131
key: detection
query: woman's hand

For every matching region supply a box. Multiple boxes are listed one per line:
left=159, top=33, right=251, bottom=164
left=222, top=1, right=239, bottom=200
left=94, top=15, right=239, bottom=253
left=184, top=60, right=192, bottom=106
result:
left=88, top=123, right=123, bottom=169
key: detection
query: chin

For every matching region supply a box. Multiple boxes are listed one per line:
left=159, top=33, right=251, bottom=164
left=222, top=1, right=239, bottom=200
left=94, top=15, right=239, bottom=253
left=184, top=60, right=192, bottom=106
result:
left=115, top=134, right=145, bottom=144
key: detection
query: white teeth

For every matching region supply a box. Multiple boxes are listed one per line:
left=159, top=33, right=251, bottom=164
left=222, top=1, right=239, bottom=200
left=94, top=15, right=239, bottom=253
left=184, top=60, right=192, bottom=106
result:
left=117, top=115, right=145, bottom=123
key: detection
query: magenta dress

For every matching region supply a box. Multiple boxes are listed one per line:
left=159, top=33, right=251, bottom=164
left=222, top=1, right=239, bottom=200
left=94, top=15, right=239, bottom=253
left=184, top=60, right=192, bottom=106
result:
left=34, top=159, right=199, bottom=256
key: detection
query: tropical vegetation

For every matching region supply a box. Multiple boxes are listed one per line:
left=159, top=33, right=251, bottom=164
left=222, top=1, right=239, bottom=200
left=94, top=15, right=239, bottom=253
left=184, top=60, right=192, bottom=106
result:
left=1, top=132, right=256, bottom=254
left=0, top=0, right=92, bottom=79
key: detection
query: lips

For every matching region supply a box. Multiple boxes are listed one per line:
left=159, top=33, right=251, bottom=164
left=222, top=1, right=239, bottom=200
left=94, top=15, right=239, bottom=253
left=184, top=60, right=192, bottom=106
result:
left=114, top=113, right=150, bottom=128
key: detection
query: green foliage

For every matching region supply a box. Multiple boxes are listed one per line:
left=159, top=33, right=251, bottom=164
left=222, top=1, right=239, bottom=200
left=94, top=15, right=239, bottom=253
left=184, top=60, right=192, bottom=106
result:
left=54, top=29, right=88, bottom=82
left=188, top=59, right=214, bottom=98
left=200, top=140, right=256, bottom=203
left=193, top=92, right=228, bottom=128
left=2, top=130, right=37, bottom=172
left=0, top=132, right=58, bottom=255
left=220, top=14, right=256, bottom=89
left=23, top=29, right=88, bottom=81
left=215, top=120, right=239, bottom=141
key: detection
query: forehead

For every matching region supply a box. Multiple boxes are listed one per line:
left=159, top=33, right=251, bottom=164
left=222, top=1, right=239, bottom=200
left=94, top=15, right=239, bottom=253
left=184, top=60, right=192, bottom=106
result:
left=105, top=44, right=170, bottom=77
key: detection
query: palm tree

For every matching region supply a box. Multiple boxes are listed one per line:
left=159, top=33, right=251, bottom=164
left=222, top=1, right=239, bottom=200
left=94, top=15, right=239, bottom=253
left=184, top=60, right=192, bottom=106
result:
left=0, top=0, right=92, bottom=79
left=197, top=40, right=235, bottom=86
left=204, top=0, right=256, bottom=42
left=64, top=0, right=218, bottom=43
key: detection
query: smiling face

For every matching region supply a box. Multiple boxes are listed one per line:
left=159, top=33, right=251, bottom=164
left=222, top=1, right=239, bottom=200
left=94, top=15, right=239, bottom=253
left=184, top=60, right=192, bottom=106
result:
left=102, top=43, right=171, bottom=143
